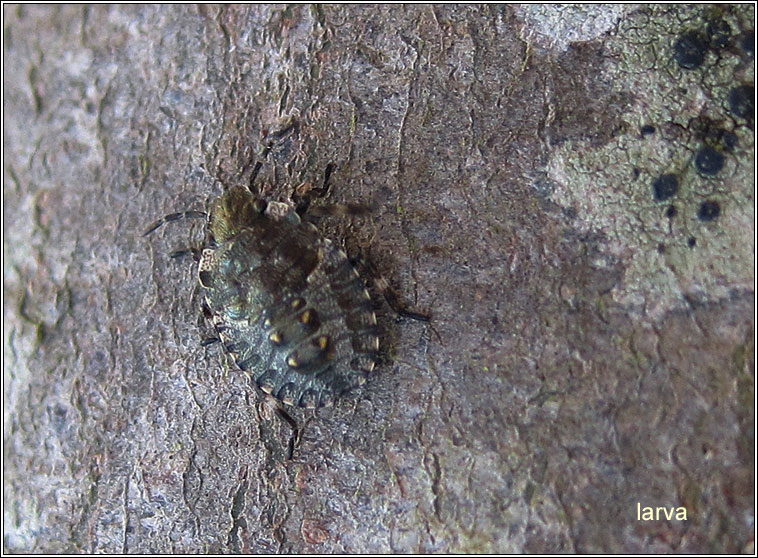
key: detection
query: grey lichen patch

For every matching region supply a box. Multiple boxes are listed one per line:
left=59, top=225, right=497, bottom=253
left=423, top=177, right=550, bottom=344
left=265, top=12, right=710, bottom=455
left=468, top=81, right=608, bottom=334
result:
left=515, top=5, right=630, bottom=53
left=545, top=5, right=754, bottom=318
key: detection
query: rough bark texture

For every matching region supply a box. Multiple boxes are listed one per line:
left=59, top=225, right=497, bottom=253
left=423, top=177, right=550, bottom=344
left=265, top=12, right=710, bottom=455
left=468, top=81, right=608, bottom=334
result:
left=4, top=5, right=754, bottom=553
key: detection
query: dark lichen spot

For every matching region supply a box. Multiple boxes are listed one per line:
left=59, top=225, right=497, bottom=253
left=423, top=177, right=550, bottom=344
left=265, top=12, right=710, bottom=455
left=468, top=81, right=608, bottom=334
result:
left=697, top=200, right=721, bottom=221
left=708, top=128, right=739, bottom=151
left=728, top=85, right=754, bottom=119
left=640, top=124, right=656, bottom=136
left=695, top=145, right=725, bottom=176
left=674, top=31, right=708, bottom=69
left=652, top=174, right=679, bottom=201
left=739, top=30, right=754, bottom=57
left=695, top=119, right=739, bottom=151
left=665, top=205, right=677, bottom=219
left=532, top=178, right=557, bottom=197
left=688, top=236, right=697, bottom=247
left=720, top=130, right=738, bottom=151
left=705, top=18, right=732, bottom=49
left=657, top=243, right=666, bottom=254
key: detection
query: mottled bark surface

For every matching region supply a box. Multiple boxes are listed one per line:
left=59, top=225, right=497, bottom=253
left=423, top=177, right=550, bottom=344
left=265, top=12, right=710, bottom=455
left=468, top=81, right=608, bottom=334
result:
left=4, top=5, right=754, bottom=553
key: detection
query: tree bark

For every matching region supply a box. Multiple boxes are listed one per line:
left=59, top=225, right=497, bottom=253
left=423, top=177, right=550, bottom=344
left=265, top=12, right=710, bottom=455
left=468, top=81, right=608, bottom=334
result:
left=4, top=4, right=753, bottom=553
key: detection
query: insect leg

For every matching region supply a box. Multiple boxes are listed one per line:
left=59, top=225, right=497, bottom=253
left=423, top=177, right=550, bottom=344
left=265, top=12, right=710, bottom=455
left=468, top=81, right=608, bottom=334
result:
left=354, top=252, right=430, bottom=322
left=170, top=239, right=217, bottom=262
left=275, top=406, right=300, bottom=461
left=260, top=395, right=300, bottom=460
left=169, top=247, right=203, bottom=260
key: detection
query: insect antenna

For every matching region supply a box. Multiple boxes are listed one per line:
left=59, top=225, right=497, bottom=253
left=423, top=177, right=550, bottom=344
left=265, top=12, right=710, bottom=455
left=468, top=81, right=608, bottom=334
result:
left=143, top=211, right=207, bottom=236
left=245, top=121, right=299, bottom=192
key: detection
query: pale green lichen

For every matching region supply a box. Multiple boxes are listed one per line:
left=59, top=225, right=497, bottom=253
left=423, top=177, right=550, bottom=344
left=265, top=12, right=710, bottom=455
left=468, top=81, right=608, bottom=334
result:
left=547, top=5, right=754, bottom=318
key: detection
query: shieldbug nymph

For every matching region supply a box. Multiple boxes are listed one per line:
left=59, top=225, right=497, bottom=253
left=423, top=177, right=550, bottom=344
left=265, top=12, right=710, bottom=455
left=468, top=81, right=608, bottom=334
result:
left=146, top=183, right=426, bottom=410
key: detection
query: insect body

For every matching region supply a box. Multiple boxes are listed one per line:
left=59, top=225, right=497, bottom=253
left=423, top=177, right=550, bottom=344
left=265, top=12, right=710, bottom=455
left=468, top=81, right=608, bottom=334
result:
left=150, top=186, right=380, bottom=408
